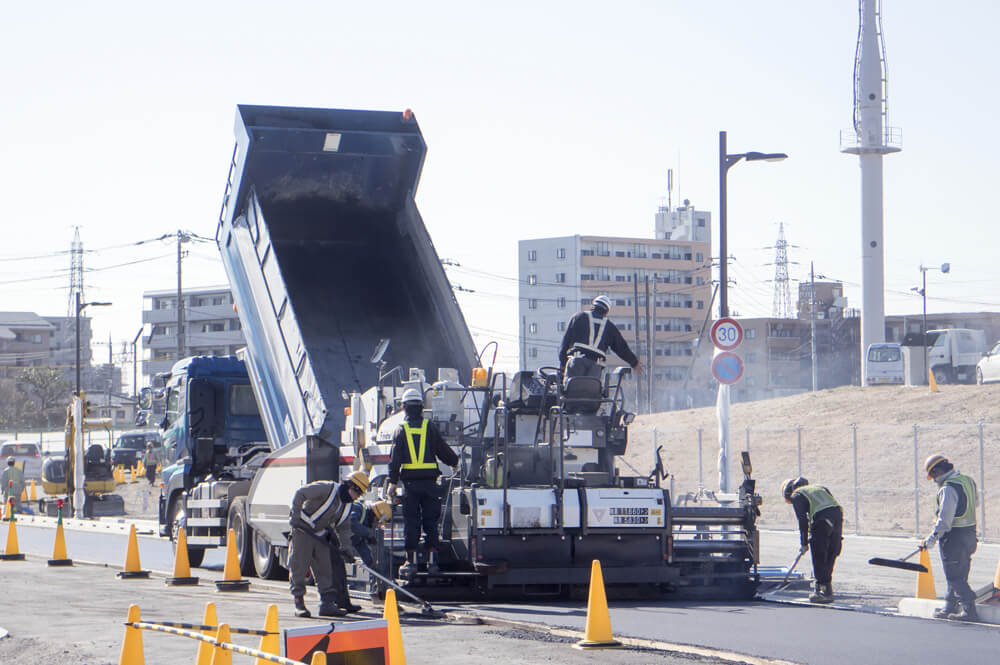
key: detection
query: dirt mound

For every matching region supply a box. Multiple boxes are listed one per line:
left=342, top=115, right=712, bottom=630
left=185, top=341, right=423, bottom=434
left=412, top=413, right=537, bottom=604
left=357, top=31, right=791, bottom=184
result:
left=622, top=384, right=1000, bottom=539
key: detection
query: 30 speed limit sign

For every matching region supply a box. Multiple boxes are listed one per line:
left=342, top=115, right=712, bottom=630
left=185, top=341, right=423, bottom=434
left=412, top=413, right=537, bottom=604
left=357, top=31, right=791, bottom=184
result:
left=711, top=317, right=743, bottom=351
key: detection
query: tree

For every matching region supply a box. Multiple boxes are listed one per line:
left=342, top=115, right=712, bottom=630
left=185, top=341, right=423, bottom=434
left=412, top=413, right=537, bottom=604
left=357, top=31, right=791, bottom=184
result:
left=0, top=380, right=32, bottom=430
left=18, top=367, right=70, bottom=429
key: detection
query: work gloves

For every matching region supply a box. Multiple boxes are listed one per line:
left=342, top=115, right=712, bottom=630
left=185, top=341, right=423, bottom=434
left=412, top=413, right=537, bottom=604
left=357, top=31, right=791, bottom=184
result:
left=799, top=544, right=809, bottom=555
left=921, top=533, right=938, bottom=550
left=341, top=549, right=356, bottom=564
left=384, top=483, right=397, bottom=501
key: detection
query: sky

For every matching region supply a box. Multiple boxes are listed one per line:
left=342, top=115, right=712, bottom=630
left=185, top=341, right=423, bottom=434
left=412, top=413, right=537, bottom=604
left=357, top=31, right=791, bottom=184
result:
left=2, top=1, right=999, bottom=381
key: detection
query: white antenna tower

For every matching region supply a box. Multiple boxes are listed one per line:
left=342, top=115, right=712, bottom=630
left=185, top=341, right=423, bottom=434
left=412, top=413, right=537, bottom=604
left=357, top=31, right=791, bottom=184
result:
left=67, top=226, right=84, bottom=316
left=771, top=223, right=793, bottom=318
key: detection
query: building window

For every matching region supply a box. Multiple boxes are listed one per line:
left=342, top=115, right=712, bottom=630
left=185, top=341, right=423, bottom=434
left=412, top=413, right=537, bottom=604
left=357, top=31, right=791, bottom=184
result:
left=527, top=274, right=537, bottom=286
left=557, top=297, right=566, bottom=309
left=696, top=276, right=705, bottom=285
left=528, top=323, right=538, bottom=335
left=527, top=249, right=537, bottom=261
left=696, top=252, right=704, bottom=262
left=580, top=274, right=593, bottom=281
left=555, top=272, right=566, bottom=283
left=746, top=328, right=756, bottom=339
left=697, top=300, right=704, bottom=310
left=528, top=299, right=538, bottom=310
left=557, top=321, right=566, bottom=332
left=556, top=248, right=566, bottom=259
left=529, top=347, right=538, bottom=359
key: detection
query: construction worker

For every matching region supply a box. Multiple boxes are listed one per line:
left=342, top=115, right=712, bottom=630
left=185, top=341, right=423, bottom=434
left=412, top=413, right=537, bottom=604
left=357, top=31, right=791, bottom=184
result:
left=348, top=500, right=391, bottom=569
left=782, top=477, right=843, bottom=604
left=143, top=443, right=157, bottom=484
left=558, top=294, right=643, bottom=379
left=1, top=457, right=24, bottom=514
left=386, top=388, right=458, bottom=578
left=288, top=470, right=369, bottom=617
left=922, top=454, right=978, bottom=621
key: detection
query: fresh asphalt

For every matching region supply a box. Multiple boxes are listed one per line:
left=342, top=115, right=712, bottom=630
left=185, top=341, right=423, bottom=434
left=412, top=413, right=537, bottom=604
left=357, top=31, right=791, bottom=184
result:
left=8, top=522, right=997, bottom=665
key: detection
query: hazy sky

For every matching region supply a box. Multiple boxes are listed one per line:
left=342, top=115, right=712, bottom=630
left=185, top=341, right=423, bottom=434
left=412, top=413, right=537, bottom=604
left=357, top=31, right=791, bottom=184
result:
left=2, top=1, right=998, bottom=377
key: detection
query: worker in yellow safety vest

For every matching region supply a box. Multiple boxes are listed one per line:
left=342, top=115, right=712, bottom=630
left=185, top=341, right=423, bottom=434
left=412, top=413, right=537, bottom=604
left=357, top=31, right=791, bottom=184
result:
left=385, top=388, right=458, bottom=578
left=922, top=454, right=979, bottom=622
left=782, top=477, right=843, bottom=604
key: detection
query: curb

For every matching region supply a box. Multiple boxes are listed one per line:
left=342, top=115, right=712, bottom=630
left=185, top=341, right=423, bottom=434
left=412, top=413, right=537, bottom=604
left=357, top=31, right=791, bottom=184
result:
left=898, top=597, right=1000, bottom=625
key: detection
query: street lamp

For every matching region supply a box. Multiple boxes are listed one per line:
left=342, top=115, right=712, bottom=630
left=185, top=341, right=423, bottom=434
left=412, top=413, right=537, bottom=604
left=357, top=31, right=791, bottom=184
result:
left=718, top=131, right=787, bottom=318
left=75, top=291, right=111, bottom=396
left=912, top=262, right=950, bottom=383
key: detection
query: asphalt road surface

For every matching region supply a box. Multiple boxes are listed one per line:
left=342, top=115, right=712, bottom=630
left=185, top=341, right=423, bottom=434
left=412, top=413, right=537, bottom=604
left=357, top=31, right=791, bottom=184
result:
left=6, top=521, right=998, bottom=665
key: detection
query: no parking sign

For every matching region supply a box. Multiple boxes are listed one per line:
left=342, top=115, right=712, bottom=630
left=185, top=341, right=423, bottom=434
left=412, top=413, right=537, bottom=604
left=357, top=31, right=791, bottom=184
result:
left=712, top=352, right=744, bottom=385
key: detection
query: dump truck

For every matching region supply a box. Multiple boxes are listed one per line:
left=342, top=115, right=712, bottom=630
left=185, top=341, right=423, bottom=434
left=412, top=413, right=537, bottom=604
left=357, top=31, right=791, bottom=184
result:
left=161, top=103, right=762, bottom=597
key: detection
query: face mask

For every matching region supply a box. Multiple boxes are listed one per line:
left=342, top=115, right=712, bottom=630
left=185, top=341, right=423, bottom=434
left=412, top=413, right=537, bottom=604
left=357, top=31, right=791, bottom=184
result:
left=404, top=404, right=423, bottom=420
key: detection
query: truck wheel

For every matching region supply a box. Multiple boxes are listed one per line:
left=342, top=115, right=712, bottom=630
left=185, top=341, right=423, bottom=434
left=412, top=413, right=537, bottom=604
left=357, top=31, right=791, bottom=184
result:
left=977, top=368, right=985, bottom=385
left=227, top=496, right=255, bottom=577
left=933, top=367, right=952, bottom=385
left=252, top=528, right=287, bottom=580
left=168, top=495, right=205, bottom=568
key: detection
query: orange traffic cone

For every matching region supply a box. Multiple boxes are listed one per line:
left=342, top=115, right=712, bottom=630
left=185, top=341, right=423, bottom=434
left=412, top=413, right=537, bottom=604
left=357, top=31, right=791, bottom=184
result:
left=165, top=526, right=198, bottom=585
left=117, top=523, right=150, bottom=579
left=383, top=589, right=407, bottom=665
left=119, top=604, right=145, bottom=665
left=928, top=369, right=939, bottom=393
left=915, top=547, right=937, bottom=600
left=29, top=480, right=37, bottom=501
left=48, top=517, right=73, bottom=566
left=195, top=602, right=218, bottom=665
left=4, top=497, right=11, bottom=520
left=1, top=513, right=26, bottom=560
left=256, top=604, right=280, bottom=664
left=215, top=528, right=250, bottom=591
left=574, top=560, right=622, bottom=649
left=129, top=466, right=137, bottom=483
left=211, top=623, right=232, bottom=665
left=20, top=487, right=27, bottom=502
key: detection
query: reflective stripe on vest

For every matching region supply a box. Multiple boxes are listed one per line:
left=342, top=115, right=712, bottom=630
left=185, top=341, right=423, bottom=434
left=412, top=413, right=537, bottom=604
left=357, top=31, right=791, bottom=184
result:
left=940, top=473, right=977, bottom=529
left=569, top=312, right=609, bottom=359
left=793, top=485, right=840, bottom=522
left=402, top=420, right=437, bottom=470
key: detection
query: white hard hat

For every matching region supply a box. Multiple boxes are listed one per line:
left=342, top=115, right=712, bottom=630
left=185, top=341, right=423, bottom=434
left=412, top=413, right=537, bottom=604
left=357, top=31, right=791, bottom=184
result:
left=592, top=295, right=612, bottom=311
left=401, top=388, right=423, bottom=404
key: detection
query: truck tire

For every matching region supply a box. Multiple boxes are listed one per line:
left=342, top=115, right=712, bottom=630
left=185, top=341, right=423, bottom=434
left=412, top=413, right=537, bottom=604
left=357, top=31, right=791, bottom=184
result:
left=252, top=528, right=287, bottom=580
left=978, top=368, right=985, bottom=385
left=227, top=496, right=255, bottom=577
left=168, top=495, right=205, bottom=568
left=933, top=366, right=953, bottom=385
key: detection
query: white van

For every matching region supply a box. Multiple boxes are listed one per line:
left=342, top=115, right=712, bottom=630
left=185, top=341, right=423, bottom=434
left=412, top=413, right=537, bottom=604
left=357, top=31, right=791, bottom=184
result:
left=866, top=343, right=904, bottom=385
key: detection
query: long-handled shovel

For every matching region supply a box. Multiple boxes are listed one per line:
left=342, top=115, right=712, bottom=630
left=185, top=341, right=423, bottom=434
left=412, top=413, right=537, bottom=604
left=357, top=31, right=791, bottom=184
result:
left=782, top=548, right=807, bottom=585
left=868, top=547, right=928, bottom=573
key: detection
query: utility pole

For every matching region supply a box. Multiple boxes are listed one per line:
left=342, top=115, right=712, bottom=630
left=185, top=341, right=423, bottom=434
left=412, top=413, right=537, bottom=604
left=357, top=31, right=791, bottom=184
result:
left=810, top=262, right=818, bottom=391
left=520, top=316, right=526, bottom=371
left=132, top=327, right=143, bottom=398
left=176, top=231, right=191, bottom=360
left=651, top=278, right=658, bottom=410
left=644, top=275, right=653, bottom=414
left=632, top=274, right=641, bottom=412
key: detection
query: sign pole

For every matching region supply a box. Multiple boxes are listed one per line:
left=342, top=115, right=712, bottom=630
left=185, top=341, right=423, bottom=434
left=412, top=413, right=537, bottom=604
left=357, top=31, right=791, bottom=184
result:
left=710, top=318, right=744, bottom=495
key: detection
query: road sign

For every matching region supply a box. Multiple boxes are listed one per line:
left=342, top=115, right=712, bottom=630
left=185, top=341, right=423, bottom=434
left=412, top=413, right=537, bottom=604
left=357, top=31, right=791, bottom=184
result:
left=712, top=352, right=744, bottom=385
left=711, top=317, right=743, bottom=351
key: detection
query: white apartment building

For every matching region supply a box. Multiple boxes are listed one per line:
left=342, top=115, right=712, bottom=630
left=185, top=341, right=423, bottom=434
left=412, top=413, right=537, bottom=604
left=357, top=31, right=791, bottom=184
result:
left=142, top=286, right=246, bottom=383
left=518, top=204, right=715, bottom=412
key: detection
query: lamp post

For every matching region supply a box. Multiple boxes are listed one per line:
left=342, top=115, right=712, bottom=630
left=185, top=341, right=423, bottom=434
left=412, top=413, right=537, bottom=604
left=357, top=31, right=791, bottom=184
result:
left=717, top=131, right=786, bottom=494
left=74, top=292, right=112, bottom=396
left=912, top=262, right=950, bottom=384
left=718, top=131, right=788, bottom=318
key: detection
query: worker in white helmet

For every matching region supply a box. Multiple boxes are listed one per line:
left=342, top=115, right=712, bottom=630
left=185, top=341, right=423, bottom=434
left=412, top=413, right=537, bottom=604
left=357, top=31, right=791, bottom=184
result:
left=558, top=295, right=642, bottom=380
left=386, top=388, right=458, bottom=578
left=922, top=453, right=978, bottom=621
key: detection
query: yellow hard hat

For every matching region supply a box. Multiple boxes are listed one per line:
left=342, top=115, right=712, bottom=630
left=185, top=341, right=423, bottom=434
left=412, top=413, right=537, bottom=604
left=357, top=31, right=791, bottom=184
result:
left=924, top=454, right=948, bottom=476
left=370, top=500, right=392, bottom=523
left=346, top=470, right=370, bottom=493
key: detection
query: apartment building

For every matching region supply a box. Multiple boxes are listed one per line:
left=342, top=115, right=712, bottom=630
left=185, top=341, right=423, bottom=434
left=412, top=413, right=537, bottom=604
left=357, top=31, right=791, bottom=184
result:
left=142, top=286, right=246, bottom=382
left=518, top=205, right=714, bottom=412
left=0, top=312, right=55, bottom=375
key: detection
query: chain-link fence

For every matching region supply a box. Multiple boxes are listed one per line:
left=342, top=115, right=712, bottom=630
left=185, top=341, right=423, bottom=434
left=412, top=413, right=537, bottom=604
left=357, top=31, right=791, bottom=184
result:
left=623, top=423, right=999, bottom=542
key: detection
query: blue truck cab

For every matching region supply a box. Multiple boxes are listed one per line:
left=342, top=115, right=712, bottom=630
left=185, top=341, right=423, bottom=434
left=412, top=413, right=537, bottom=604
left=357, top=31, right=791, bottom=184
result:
left=157, top=356, right=268, bottom=566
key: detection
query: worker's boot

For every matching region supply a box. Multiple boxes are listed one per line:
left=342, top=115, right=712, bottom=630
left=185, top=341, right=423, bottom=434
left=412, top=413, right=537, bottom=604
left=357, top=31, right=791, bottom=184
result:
left=947, top=604, right=979, bottom=622
left=820, top=583, right=834, bottom=601
left=933, top=602, right=958, bottom=619
left=399, top=551, right=417, bottom=580
left=293, top=596, right=311, bottom=618
left=808, top=582, right=832, bottom=604
left=427, top=549, right=440, bottom=575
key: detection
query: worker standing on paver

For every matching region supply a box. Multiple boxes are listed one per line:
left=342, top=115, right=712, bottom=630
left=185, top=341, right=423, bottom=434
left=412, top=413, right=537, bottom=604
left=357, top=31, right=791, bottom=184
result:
left=1, top=457, right=24, bottom=513
left=922, top=453, right=979, bottom=621
left=558, top=295, right=643, bottom=380
left=782, top=477, right=843, bottom=604
left=386, top=388, right=458, bottom=578
left=143, top=443, right=157, bottom=484
left=288, top=471, right=368, bottom=617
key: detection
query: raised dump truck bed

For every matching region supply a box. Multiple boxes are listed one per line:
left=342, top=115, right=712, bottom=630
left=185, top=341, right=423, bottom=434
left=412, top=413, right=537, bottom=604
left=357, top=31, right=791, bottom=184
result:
left=216, top=105, right=478, bottom=449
